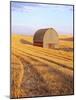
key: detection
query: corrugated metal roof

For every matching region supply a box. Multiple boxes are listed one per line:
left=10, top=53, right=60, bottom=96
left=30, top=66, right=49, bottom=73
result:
left=33, top=28, right=49, bottom=42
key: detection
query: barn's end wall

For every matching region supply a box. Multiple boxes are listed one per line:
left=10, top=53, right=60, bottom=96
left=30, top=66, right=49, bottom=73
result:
left=43, top=28, right=59, bottom=48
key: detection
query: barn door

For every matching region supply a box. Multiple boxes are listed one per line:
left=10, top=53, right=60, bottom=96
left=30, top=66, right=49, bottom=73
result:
left=48, top=44, right=54, bottom=48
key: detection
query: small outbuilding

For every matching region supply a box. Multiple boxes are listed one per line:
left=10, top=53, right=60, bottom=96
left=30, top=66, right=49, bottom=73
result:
left=33, top=28, right=59, bottom=48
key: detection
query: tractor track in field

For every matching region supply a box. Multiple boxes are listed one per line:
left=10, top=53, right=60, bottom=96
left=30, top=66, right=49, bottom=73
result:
left=12, top=46, right=73, bottom=98
left=26, top=45, right=72, bottom=61
left=16, top=47, right=73, bottom=71
left=17, top=48, right=73, bottom=85
left=14, top=54, right=52, bottom=98
left=14, top=47, right=73, bottom=84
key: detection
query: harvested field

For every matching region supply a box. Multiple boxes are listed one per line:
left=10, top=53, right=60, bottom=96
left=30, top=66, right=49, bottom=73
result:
left=11, top=34, right=74, bottom=99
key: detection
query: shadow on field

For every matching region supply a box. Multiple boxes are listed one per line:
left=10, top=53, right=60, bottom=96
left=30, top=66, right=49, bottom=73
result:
left=54, top=48, right=73, bottom=52
left=20, top=39, right=33, bottom=45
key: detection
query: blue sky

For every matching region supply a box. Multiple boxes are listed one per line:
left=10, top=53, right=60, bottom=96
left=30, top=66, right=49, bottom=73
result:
left=11, top=2, right=73, bottom=35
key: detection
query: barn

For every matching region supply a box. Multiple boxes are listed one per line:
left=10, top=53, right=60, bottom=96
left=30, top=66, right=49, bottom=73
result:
left=33, top=28, right=59, bottom=48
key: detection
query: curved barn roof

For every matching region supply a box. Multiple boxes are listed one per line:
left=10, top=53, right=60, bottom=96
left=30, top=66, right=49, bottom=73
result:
left=33, top=28, right=57, bottom=43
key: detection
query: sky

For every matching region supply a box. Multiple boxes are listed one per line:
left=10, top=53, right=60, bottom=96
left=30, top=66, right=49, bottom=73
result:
left=11, top=2, right=73, bottom=35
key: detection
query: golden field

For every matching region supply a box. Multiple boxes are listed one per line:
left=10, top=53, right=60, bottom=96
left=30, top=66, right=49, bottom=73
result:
left=11, top=34, right=74, bottom=98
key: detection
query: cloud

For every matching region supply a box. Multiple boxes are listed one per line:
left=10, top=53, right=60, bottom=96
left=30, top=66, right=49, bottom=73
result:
left=11, top=2, right=34, bottom=12
left=11, top=1, right=73, bottom=13
left=11, top=1, right=49, bottom=10
left=23, top=6, right=34, bottom=12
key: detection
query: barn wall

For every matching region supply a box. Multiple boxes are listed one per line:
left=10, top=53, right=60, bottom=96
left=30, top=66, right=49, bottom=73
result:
left=44, top=29, right=58, bottom=43
left=43, top=29, right=59, bottom=48
left=33, top=42, right=43, bottom=47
